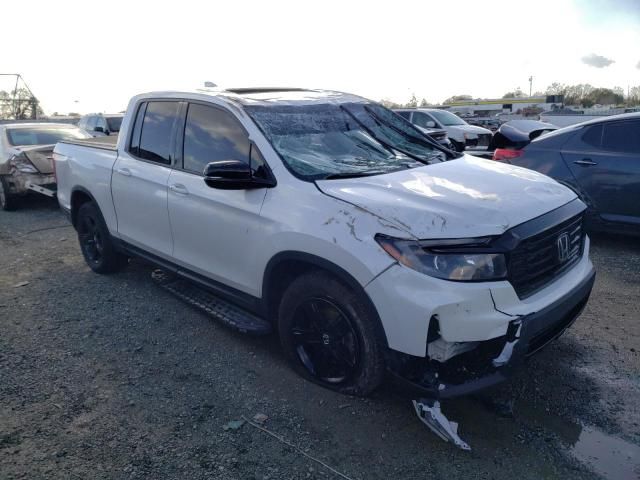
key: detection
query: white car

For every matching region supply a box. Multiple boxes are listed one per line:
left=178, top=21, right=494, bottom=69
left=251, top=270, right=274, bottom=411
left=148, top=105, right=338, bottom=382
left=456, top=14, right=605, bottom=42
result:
left=396, top=108, right=493, bottom=152
left=0, top=123, right=90, bottom=209
left=53, top=88, right=595, bottom=400
left=77, top=113, right=123, bottom=137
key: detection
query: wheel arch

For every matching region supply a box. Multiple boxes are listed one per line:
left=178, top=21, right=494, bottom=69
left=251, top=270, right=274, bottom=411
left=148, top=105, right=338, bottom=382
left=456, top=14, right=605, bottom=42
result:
left=70, top=186, right=98, bottom=228
left=261, top=251, right=389, bottom=347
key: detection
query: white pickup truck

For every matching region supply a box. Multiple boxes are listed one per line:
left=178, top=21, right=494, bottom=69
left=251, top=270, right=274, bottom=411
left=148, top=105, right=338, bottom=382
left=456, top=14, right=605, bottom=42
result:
left=54, top=88, right=595, bottom=402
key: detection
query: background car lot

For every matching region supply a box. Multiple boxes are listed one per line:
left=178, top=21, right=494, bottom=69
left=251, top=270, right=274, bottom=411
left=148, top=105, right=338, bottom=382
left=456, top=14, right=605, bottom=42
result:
left=1, top=197, right=639, bottom=480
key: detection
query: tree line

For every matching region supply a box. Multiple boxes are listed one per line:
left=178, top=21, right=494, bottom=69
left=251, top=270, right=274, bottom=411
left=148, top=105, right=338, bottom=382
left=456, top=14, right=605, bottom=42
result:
left=384, top=84, right=640, bottom=109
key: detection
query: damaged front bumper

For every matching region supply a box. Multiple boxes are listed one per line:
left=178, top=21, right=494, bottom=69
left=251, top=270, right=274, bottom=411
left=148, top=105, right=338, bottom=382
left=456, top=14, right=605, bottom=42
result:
left=387, top=267, right=596, bottom=399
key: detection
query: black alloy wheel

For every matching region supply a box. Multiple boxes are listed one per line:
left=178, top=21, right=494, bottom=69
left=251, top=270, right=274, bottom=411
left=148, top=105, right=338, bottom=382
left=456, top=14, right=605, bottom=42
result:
left=75, top=201, right=128, bottom=273
left=78, top=213, right=104, bottom=267
left=290, top=297, right=361, bottom=385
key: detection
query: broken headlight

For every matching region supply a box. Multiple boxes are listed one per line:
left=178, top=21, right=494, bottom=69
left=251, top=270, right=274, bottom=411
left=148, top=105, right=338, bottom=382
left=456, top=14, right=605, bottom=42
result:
left=9, top=153, right=38, bottom=173
left=375, top=234, right=507, bottom=281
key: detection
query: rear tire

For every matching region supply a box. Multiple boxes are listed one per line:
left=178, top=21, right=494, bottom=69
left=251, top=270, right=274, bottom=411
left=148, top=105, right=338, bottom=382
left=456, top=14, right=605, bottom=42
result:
left=76, top=201, right=128, bottom=274
left=0, top=177, right=16, bottom=211
left=278, top=271, right=385, bottom=396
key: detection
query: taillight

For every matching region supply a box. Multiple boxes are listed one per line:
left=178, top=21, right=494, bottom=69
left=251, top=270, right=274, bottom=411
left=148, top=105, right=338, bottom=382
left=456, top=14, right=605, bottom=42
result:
left=492, top=148, right=524, bottom=163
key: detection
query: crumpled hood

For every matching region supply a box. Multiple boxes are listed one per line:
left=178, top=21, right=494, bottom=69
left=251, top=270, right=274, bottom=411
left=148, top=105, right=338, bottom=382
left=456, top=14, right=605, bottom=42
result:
left=315, top=155, right=577, bottom=239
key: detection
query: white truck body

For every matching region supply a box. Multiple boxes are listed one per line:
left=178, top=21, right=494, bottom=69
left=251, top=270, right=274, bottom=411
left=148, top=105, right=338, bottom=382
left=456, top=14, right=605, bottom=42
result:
left=54, top=88, right=595, bottom=398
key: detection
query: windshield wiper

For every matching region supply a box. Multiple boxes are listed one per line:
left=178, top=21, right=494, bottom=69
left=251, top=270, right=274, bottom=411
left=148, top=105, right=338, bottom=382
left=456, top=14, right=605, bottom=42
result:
left=339, top=105, right=431, bottom=165
left=364, top=106, right=463, bottom=160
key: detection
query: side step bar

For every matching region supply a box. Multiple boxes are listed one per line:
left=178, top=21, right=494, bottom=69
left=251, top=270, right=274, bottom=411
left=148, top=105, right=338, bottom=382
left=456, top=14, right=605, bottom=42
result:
left=151, top=269, right=272, bottom=335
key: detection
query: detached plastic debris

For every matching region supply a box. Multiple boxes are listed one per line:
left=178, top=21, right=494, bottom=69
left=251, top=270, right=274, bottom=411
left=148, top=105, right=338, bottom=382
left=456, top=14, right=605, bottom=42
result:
left=222, top=419, right=245, bottom=431
left=412, top=399, right=471, bottom=451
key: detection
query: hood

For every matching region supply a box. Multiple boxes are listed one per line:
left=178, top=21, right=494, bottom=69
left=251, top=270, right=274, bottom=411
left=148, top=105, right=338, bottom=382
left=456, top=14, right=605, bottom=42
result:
left=315, top=155, right=577, bottom=239
left=416, top=126, right=447, bottom=136
left=448, top=124, right=492, bottom=136
left=490, top=120, right=558, bottom=150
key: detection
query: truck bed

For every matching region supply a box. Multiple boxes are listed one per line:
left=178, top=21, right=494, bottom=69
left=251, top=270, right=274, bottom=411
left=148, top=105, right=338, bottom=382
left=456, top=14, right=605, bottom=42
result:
left=59, top=135, right=118, bottom=151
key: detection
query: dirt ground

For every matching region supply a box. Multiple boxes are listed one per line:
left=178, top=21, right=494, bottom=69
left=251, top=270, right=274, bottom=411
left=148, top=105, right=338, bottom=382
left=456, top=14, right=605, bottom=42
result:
left=1, top=196, right=639, bottom=480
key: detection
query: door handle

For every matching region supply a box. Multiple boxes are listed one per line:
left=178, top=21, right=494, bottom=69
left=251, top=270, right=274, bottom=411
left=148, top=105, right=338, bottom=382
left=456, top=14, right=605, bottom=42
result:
left=116, top=167, right=132, bottom=176
left=169, top=183, right=189, bottom=195
left=573, top=159, right=598, bottom=166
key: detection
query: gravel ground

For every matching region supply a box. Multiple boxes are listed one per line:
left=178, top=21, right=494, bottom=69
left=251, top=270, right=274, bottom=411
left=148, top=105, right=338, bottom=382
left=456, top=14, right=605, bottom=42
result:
left=1, top=196, right=639, bottom=480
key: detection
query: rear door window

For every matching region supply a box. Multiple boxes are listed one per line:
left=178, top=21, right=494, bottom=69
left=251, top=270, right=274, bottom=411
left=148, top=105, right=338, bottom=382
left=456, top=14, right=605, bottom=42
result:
left=182, top=103, right=250, bottom=174
left=563, top=124, right=602, bottom=150
left=135, top=101, right=180, bottom=165
left=602, top=120, right=640, bottom=154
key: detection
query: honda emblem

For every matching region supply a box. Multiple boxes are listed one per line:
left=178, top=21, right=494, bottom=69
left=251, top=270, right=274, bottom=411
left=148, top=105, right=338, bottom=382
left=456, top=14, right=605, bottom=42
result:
left=557, top=232, right=570, bottom=262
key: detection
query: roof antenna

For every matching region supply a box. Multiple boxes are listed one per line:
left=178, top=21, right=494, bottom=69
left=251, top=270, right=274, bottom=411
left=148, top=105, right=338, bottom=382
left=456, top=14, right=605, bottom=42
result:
left=204, top=81, right=217, bottom=88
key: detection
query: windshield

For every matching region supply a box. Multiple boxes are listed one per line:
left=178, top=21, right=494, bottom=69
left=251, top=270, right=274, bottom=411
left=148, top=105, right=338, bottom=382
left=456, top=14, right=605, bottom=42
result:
left=106, top=116, right=123, bottom=132
left=428, top=110, right=467, bottom=126
left=245, top=102, right=446, bottom=180
left=6, top=126, right=91, bottom=146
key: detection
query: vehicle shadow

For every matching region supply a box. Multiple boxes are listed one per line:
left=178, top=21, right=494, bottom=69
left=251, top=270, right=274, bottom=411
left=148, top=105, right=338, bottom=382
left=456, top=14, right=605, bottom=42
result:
left=9, top=193, right=60, bottom=211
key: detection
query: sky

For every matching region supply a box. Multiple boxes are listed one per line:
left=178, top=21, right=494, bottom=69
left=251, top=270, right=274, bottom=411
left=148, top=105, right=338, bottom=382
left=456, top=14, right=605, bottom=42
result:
left=2, top=0, right=639, bottom=115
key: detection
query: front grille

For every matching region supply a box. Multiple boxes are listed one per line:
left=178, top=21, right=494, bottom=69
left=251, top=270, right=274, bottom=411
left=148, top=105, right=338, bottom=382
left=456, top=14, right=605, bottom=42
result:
left=508, top=213, right=584, bottom=298
left=477, top=134, right=492, bottom=146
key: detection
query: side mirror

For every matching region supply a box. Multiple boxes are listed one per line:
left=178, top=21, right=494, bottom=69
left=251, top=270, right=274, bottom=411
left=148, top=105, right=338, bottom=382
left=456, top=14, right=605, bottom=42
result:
left=426, top=120, right=436, bottom=128
left=203, top=160, right=275, bottom=190
left=93, top=126, right=104, bottom=133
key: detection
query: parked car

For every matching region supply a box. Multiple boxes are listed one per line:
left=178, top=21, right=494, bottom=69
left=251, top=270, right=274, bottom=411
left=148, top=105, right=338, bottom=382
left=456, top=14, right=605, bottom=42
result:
left=54, top=88, right=595, bottom=401
left=466, top=118, right=501, bottom=132
left=492, top=113, right=640, bottom=235
left=0, top=123, right=91, bottom=210
left=78, top=113, right=123, bottom=137
left=397, top=108, right=493, bottom=152
left=394, top=110, right=453, bottom=149
left=490, top=120, right=558, bottom=161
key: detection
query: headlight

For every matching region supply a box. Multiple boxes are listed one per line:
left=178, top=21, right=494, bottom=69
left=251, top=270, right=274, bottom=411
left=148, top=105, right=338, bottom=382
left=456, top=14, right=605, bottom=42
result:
left=375, top=234, right=507, bottom=281
left=9, top=153, right=38, bottom=173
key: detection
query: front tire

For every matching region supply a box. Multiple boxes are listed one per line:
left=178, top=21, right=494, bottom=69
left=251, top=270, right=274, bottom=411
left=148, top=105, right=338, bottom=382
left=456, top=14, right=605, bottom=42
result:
left=450, top=139, right=465, bottom=152
left=76, top=201, right=128, bottom=273
left=278, top=271, right=386, bottom=396
left=0, top=177, right=17, bottom=211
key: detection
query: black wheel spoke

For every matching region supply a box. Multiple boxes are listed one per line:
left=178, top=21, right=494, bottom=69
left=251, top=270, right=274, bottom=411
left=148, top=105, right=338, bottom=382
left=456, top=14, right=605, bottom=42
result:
left=292, top=328, right=323, bottom=344
left=329, top=341, right=356, bottom=369
left=78, top=214, right=102, bottom=263
left=326, top=314, right=351, bottom=337
left=290, top=297, right=360, bottom=386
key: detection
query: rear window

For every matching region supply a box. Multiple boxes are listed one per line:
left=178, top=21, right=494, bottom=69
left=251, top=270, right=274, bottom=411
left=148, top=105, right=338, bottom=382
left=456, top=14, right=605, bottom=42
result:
left=106, top=116, right=123, bottom=132
left=133, top=101, right=180, bottom=164
left=602, top=120, right=640, bottom=154
left=6, top=126, right=90, bottom=146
